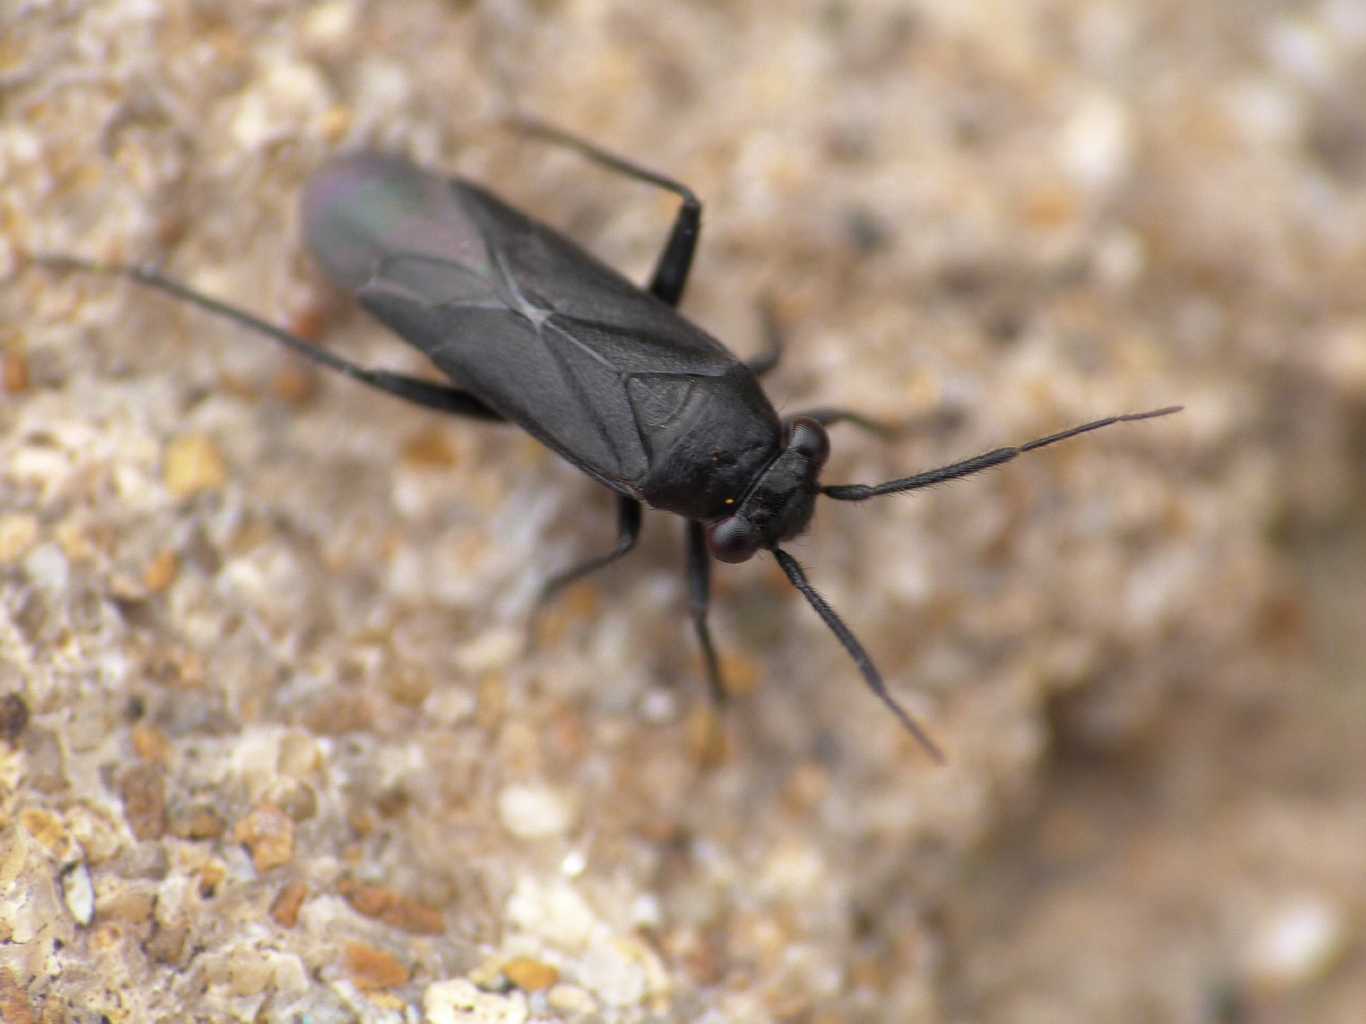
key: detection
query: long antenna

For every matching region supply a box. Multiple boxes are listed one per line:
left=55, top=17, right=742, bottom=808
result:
left=823, top=406, right=1181, bottom=501
left=773, top=547, right=944, bottom=762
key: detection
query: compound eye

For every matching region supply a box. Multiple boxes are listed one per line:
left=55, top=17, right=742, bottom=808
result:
left=788, top=417, right=830, bottom=471
left=706, top=516, right=762, bottom=564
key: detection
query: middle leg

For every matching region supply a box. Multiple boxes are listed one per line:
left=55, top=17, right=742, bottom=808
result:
left=532, top=496, right=643, bottom=621
left=685, top=520, right=728, bottom=708
left=505, top=116, right=702, bottom=308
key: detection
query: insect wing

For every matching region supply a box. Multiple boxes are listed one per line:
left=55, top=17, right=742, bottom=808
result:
left=304, top=154, right=751, bottom=493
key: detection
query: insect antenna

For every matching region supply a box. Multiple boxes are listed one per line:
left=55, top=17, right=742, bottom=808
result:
left=821, top=406, right=1182, bottom=501
left=772, top=547, right=944, bottom=762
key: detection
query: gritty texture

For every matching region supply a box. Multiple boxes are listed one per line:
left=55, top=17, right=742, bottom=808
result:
left=2, top=1, right=1363, bottom=1022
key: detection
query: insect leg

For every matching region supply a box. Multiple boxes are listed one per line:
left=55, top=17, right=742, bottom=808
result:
left=685, top=521, right=728, bottom=708
left=532, top=496, right=643, bottom=617
left=745, top=297, right=784, bottom=377
left=505, top=116, right=701, bottom=307
left=34, top=256, right=505, bottom=421
left=791, top=407, right=902, bottom=439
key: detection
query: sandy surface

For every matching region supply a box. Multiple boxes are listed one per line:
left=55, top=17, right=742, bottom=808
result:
left=2, top=2, right=1363, bottom=1021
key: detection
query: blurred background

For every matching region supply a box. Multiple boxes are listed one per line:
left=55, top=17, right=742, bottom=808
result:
left=2, top=1, right=1363, bottom=1021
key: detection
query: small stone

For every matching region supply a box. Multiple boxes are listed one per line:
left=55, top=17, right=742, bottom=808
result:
left=344, top=942, right=410, bottom=990
left=506, top=878, right=597, bottom=951
left=1244, top=896, right=1348, bottom=993
left=20, top=807, right=77, bottom=861
left=21, top=543, right=68, bottom=590
left=454, top=628, right=522, bottom=673
left=197, top=862, right=226, bottom=899
left=546, top=983, right=598, bottom=1015
left=1, top=350, right=28, bottom=394
left=402, top=427, right=460, bottom=469
left=130, top=722, right=171, bottom=764
left=1062, top=91, right=1133, bottom=192
left=578, top=938, right=649, bottom=1008
left=422, top=978, right=528, bottom=1024
left=339, top=878, right=445, bottom=935
left=276, top=730, right=325, bottom=778
left=146, top=923, right=189, bottom=966
left=98, top=883, right=156, bottom=925
left=169, top=804, right=227, bottom=841
left=0, top=514, right=39, bottom=564
left=270, top=880, right=308, bottom=928
left=271, top=362, right=318, bottom=405
left=164, top=434, right=227, bottom=497
left=266, top=778, right=319, bottom=822
left=141, top=549, right=179, bottom=593
left=60, top=859, right=95, bottom=926
left=119, top=763, right=167, bottom=840
left=502, top=957, right=559, bottom=992
left=302, top=0, right=358, bottom=49
left=0, top=968, right=36, bottom=1024
left=497, top=783, right=575, bottom=840
left=233, top=804, right=295, bottom=872
left=0, top=693, right=30, bottom=743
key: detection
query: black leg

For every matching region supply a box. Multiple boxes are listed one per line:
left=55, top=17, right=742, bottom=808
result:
left=647, top=197, right=701, bottom=308
left=792, top=407, right=902, bottom=439
left=532, top=496, right=643, bottom=618
left=685, top=521, right=728, bottom=708
left=505, top=116, right=701, bottom=308
left=34, top=256, right=505, bottom=421
left=746, top=297, right=784, bottom=377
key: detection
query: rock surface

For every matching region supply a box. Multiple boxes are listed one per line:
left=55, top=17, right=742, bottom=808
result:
left=2, top=2, right=1363, bottom=1021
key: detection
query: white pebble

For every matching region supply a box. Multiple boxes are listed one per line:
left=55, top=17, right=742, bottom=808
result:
left=61, top=859, right=95, bottom=927
left=506, top=877, right=597, bottom=951
left=423, top=978, right=528, bottom=1024
left=1062, top=92, right=1133, bottom=193
left=23, top=543, right=70, bottom=591
left=1244, top=897, right=1348, bottom=992
left=497, top=783, right=574, bottom=840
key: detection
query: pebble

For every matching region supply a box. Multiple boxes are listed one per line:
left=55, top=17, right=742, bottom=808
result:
left=169, top=805, right=227, bottom=841
left=60, top=859, right=95, bottom=926
left=339, top=878, right=445, bottom=935
left=119, top=763, right=168, bottom=840
left=0, top=693, right=30, bottom=743
left=163, top=434, right=227, bottom=497
left=422, top=978, right=528, bottom=1024
left=141, top=549, right=179, bottom=592
left=232, top=804, right=295, bottom=872
left=343, top=942, right=410, bottom=991
left=0, top=970, right=36, bottom=1024
left=545, top=983, right=598, bottom=1015
left=1061, top=91, right=1133, bottom=192
left=501, top=956, right=559, bottom=992
left=270, top=881, right=308, bottom=929
left=505, top=878, right=597, bottom=951
left=19, top=807, right=77, bottom=861
left=577, top=937, right=661, bottom=1009
left=1, top=350, right=28, bottom=393
left=497, top=783, right=575, bottom=840
left=0, top=514, right=39, bottom=564
left=1243, top=896, right=1348, bottom=993
left=21, top=543, right=68, bottom=591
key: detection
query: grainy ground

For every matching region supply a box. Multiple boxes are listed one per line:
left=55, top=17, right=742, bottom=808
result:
left=1, top=2, right=1362, bottom=1022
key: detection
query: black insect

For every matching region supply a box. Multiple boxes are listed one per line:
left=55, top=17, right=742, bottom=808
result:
left=38, top=121, right=1178, bottom=759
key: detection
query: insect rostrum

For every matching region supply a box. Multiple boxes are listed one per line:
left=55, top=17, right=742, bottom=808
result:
left=37, top=121, right=1179, bottom=761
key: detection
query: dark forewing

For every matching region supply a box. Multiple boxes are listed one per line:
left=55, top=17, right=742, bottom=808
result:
left=303, top=154, right=760, bottom=493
